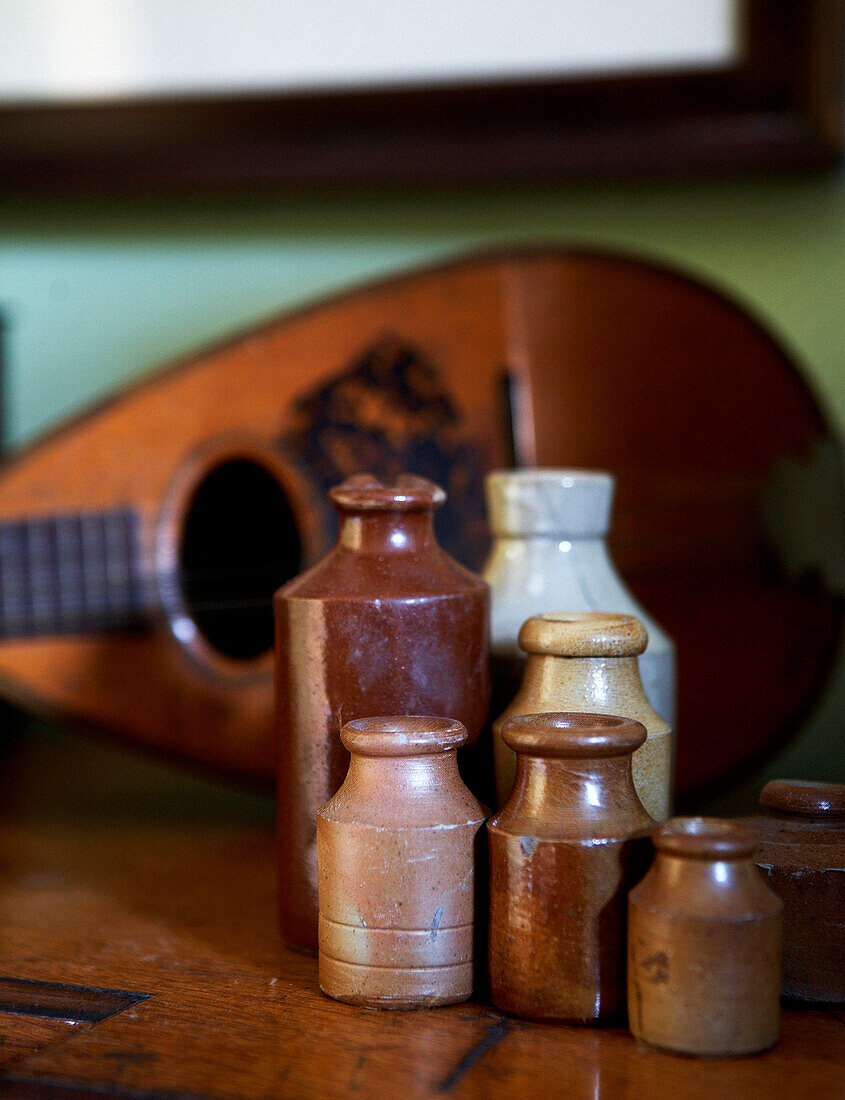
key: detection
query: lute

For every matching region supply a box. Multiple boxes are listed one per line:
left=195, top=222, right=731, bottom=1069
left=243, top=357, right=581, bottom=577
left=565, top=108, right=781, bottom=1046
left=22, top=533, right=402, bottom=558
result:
left=0, top=247, right=839, bottom=795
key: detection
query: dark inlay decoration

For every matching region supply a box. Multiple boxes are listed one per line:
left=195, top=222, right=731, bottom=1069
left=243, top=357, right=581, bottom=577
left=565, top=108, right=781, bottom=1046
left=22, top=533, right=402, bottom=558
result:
left=282, top=333, right=489, bottom=570
left=0, top=978, right=151, bottom=1023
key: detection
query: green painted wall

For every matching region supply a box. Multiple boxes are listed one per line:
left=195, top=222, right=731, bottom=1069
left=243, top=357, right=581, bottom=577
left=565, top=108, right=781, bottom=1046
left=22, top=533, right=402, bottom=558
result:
left=1, top=176, right=843, bottom=444
left=0, top=174, right=842, bottom=805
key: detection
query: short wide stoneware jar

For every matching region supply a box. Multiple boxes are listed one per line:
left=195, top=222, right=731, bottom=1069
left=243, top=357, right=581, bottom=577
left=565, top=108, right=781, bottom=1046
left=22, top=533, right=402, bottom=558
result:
left=317, top=716, right=488, bottom=1009
left=745, top=778, right=845, bottom=1003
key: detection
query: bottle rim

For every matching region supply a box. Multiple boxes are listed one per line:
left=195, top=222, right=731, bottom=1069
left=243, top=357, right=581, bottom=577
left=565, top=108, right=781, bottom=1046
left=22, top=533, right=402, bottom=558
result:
left=519, top=612, right=647, bottom=657
left=500, top=711, right=646, bottom=758
left=653, top=817, right=757, bottom=860
left=341, top=715, right=467, bottom=756
left=329, top=473, right=446, bottom=512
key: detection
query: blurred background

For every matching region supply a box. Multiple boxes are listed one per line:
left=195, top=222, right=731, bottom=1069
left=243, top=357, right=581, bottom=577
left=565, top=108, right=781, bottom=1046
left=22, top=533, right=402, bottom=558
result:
left=0, top=0, right=841, bottom=816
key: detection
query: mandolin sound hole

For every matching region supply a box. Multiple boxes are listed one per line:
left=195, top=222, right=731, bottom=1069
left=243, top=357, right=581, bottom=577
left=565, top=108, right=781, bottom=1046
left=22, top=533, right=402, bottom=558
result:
left=179, top=459, right=302, bottom=661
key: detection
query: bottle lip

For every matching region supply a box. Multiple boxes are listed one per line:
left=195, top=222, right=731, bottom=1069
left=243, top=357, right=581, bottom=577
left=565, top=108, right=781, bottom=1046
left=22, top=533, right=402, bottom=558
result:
left=341, top=716, right=467, bottom=756
left=329, top=473, right=445, bottom=513
left=500, top=712, right=646, bottom=758
left=485, top=467, right=613, bottom=537
left=487, top=468, right=613, bottom=487
left=519, top=612, right=647, bottom=657
left=760, top=779, right=845, bottom=817
left=654, top=817, right=757, bottom=860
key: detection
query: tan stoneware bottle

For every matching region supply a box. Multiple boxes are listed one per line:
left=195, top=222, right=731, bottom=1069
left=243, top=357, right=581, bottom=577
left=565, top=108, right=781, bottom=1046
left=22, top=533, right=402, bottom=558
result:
left=317, top=716, right=488, bottom=1008
left=628, top=817, right=783, bottom=1057
left=275, top=473, right=490, bottom=953
left=488, top=712, right=654, bottom=1023
left=492, top=612, right=673, bottom=819
left=744, top=778, right=845, bottom=1003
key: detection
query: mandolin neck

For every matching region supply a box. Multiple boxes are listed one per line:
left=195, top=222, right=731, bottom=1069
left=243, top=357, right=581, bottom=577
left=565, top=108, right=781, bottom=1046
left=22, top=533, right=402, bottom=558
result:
left=0, top=507, right=150, bottom=639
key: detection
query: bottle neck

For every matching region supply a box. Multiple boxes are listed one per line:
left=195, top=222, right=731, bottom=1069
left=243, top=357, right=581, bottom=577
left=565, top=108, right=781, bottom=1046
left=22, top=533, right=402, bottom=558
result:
left=488, top=532, right=607, bottom=559
left=348, top=750, right=458, bottom=788
left=509, top=752, right=646, bottom=833
left=340, top=749, right=484, bottom=828
left=338, top=509, right=436, bottom=553
left=523, top=652, right=652, bottom=714
left=765, top=809, right=842, bottom=828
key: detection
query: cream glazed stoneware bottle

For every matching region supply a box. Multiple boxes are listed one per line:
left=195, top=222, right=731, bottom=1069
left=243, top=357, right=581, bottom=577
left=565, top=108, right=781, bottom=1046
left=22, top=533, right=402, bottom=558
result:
left=492, top=612, right=673, bottom=819
left=482, top=469, right=676, bottom=729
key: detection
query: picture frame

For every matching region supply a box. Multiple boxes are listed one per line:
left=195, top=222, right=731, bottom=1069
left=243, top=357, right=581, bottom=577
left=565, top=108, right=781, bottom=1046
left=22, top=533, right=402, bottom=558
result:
left=0, top=1, right=841, bottom=191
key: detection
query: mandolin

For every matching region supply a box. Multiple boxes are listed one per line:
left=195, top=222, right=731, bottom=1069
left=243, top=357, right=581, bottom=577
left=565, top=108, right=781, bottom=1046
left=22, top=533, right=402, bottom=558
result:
left=0, top=247, right=839, bottom=796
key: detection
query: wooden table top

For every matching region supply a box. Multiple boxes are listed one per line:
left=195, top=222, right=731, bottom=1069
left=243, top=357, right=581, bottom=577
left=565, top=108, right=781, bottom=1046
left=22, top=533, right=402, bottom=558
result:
left=1, top=723, right=842, bottom=1099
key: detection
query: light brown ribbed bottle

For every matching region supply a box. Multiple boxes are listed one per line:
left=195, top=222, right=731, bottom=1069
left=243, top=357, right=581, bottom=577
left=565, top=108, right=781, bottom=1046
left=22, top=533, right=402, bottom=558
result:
left=317, top=716, right=488, bottom=1009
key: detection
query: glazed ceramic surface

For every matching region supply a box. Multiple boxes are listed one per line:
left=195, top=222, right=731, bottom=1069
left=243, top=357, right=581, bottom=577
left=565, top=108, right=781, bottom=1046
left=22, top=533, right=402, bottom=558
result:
left=628, top=817, right=783, bottom=1057
left=492, top=612, right=673, bottom=818
left=482, top=469, right=676, bottom=729
left=275, top=474, right=490, bottom=953
left=744, top=779, right=845, bottom=1003
left=317, top=716, right=488, bottom=1009
left=488, top=712, right=654, bottom=1022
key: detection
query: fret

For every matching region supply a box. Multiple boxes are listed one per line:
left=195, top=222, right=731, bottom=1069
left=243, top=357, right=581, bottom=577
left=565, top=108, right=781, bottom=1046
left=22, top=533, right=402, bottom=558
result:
left=81, top=510, right=109, bottom=619
left=55, top=514, right=85, bottom=625
left=103, top=509, right=133, bottom=615
left=0, top=522, right=28, bottom=635
left=0, top=507, right=147, bottom=639
left=26, top=516, right=54, bottom=632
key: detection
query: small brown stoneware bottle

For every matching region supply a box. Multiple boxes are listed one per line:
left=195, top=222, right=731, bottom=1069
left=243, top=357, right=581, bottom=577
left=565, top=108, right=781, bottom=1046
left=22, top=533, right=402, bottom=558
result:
left=275, top=474, right=490, bottom=953
left=488, top=712, right=654, bottom=1023
left=493, top=612, right=673, bottom=819
left=744, top=779, right=845, bottom=1003
left=628, top=817, right=783, bottom=1057
left=317, top=716, right=488, bottom=1009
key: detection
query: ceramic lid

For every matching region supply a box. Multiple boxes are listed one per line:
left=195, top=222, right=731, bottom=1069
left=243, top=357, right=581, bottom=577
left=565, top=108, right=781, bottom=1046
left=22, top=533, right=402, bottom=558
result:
left=760, top=779, right=845, bottom=817
left=485, top=469, right=613, bottom=537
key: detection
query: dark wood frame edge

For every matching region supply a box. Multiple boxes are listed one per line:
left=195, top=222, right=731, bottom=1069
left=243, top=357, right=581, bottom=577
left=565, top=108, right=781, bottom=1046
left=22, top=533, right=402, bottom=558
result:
left=0, top=1, right=841, bottom=191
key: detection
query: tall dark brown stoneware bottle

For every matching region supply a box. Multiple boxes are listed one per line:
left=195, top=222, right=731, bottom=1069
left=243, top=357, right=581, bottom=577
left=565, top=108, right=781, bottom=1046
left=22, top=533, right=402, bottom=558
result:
left=275, top=473, right=490, bottom=953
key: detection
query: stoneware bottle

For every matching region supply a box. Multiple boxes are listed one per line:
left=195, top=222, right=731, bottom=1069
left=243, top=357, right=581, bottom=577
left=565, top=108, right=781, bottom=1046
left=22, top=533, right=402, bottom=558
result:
left=744, top=779, right=845, bottom=1003
left=317, top=716, right=488, bottom=1009
left=488, top=712, right=654, bottom=1023
left=628, top=817, right=783, bottom=1057
left=482, top=468, right=675, bottom=727
left=492, top=612, right=673, bottom=818
left=275, top=473, right=490, bottom=953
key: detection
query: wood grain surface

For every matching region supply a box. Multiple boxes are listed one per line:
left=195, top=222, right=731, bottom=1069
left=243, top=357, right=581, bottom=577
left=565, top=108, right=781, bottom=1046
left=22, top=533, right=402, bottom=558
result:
left=0, top=725, right=842, bottom=1099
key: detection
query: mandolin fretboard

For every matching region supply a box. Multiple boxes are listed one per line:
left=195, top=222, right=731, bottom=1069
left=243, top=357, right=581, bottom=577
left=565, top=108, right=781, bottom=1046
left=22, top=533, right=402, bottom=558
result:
left=0, top=507, right=148, bottom=639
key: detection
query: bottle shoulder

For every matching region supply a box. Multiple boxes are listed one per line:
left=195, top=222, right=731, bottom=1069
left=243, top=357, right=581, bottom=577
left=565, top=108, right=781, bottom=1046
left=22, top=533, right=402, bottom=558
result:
left=278, top=545, right=489, bottom=602
left=630, top=859, right=783, bottom=920
left=483, top=538, right=673, bottom=650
